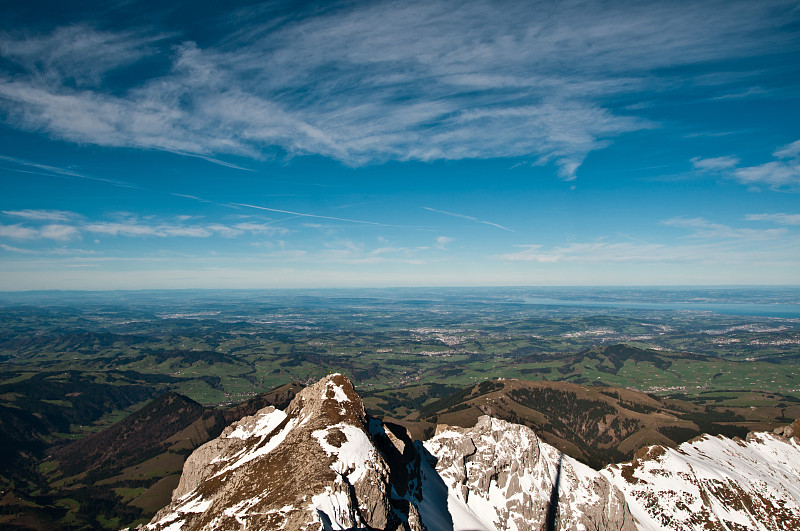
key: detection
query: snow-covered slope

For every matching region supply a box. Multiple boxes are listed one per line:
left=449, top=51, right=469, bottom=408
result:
left=422, top=416, right=635, bottom=531
left=603, top=426, right=800, bottom=530
left=142, top=374, right=800, bottom=531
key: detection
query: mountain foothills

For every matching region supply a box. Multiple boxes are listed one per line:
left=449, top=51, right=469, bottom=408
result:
left=3, top=372, right=799, bottom=530
left=0, top=384, right=302, bottom=529
left=144, top=374, right=800, bottom=531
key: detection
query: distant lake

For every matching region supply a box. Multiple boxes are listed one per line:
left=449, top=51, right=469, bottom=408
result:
left=522, top=297, right=800, bottom=318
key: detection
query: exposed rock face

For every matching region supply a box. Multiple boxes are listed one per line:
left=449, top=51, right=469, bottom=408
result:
left=603, top=430, right=800, bottom=530
left=144, top=374, right=423, bottom=530
left=143, top=374, right=800, bottom=531
left=423, top=416, right=636, bottom=531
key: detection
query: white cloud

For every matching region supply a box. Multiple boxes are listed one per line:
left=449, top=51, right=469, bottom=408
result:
left=692, top=139, right=800, bottom=191
left=0, top=224, right=42, bottom=239
left=231, top=222, right=289, bottom=236
left=691, top=156, right=740, bottom=171
left=84, top=222, right=159, bottom=237
left=774, top=139, right=800, bottom=159
left=206, top=224, right=243, bottom=238
left=497, top=235, right=800, bottom=267
left=82, top=219, right=289, bottom=238
left=733, top=161, right=800, bottom=190
left=498, top=242, right=668, bottom=263
left=39, top=224, right=80, bottom=240
left=0, top=223, right=77, bottom=240
left=661, top=217, right=786, bottom=240
left=0, top=243, right=34, bottom=253
left=0, top=24, right=161, bottom=89
left=1, top=209, right=79, bottom=221
left=746, top=213, right=800, bottom=225
left=1, top=1, right=795, bottom=179
left=435, top=236, right=453, bottom=250
left=499, top=212, right=799, bottom=267
left=161, top=226, right=213, bottom=238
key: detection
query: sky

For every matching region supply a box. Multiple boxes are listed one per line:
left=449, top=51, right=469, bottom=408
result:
left=0, top=0, right=799, bottom=290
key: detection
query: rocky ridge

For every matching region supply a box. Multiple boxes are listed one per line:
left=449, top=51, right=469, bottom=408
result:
left=145, top=373, right=420, bottom=530
left=424, top=416, right=636, bottom=530
left=604, top=428, right=800, bottom=530
left=143, top=374, right=800, bottom=530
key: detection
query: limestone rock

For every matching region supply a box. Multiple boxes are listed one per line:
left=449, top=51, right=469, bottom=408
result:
left=143, top=374, right=423, bottom=530
left=424, top=416, right=636, bottom=531
left=604, top=432, right=800, bottom=530
left=142, top=375, right=800, bottom=531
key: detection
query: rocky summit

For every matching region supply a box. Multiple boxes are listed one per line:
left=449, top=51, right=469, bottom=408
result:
left=143, top=373, right=420, bottom=530
left=142, top=374, right=800, bottom=531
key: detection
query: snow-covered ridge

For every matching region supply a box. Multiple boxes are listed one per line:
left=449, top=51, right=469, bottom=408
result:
left=604, top=429, right=800, bottom=530
left=422, top=416, right=635, bottom=531
left=140, top=375, right=800, bottom=531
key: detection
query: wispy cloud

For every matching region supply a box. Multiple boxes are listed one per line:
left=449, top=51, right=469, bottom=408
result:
left=0, top=224, right=39, bottom=240
left=39, top=224, right=81, bottom=240
left=691, top=139, right=800, bottom=191
left=0, top=212, right=290, bottom=242
left=435, top=236, right=453, bottom=250
left=500, top=212, right=799, bottom=266
left=746, top=213, right=800, bottom=225
left=497, top=236, right=800, bottom=266
left=498, top=242, right=668, bottom=263
left=1, top=1, right=796, bottom=179
left=0, top=243, right=35, bottom=253
left=774, top=140, right=800, bottom=159
left=1, top=209, right=80, bottom=221
left=423, top=207, right=513, bottom=232
left=734, top=163, right=800, bottom=190
left=0, top=24, right=162, bottom=89
left=0, top=223, right=79, bottom=240
left=0, top=155, right=135, bottom=188
left=83, top=219, right=288, bottom=238
left=691, top=156, right=740, bottom=171
left=661, top=217, right=786, bottom=240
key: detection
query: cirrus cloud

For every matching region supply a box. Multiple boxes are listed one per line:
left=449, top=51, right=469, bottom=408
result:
left=1, top=1, right=797, bottom=179
left=746, top=213, right=800, bottom=225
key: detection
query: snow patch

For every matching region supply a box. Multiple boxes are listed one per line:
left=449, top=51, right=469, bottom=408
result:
left=227, top=407, right=287, bottom=440
left=311, top=483, right=356, bottom=530
left=448, top=489, right=498, bottom=531
left=219, top=415, right=298, bottom=475
left=178, top=495, right=212, bottom=514
left=160, top=521, right=184, bottom=531
left=313, top=423, right=376, bottom=483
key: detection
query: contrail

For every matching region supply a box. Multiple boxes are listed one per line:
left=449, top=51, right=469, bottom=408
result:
left=231, top=203, right=383, bottom=225
left=422, top=206, right=514, bottom=232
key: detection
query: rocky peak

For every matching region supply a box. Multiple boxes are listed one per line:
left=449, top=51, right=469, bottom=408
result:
left=143, top=373, right=423, bottom=530
left=285, top=373, right=367, bottom=428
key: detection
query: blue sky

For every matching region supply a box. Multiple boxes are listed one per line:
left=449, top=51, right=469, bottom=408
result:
left=0, top=0, right=799, bottom=289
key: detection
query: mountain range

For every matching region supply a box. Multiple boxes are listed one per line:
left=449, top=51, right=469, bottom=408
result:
left=141, top=374, right=800, bottom=530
